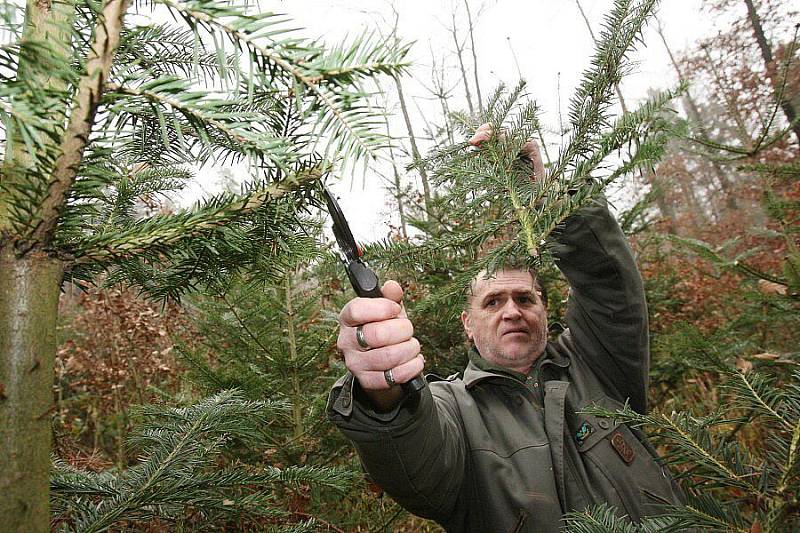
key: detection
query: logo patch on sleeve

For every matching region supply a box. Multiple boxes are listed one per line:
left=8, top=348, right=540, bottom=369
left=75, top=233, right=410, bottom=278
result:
left=575, top=421, right=593, bottom=445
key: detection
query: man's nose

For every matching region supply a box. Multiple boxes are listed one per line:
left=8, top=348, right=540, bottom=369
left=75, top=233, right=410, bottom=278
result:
left=501, top=300, right=522, bottom=319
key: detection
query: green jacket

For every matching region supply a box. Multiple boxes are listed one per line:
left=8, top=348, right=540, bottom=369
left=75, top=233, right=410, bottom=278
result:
left=327, top=200, right=684, bottom=532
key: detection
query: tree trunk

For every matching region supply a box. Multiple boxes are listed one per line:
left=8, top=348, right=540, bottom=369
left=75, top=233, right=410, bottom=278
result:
left=656, top=21, right=739, bottom=211
left=0, top=249, right=62, bottom=532
left=384, top=115, right=408, bottom=238
left=450, top=15, right=474, bottom=116
left=284, top=274, right=303, bottom=440
left=394, top=76, right=433, bottom=216
left=0, top=0, right=73, bottom=232
left=463, top=0, right=482, bottom=113
left=702, top=45, right=754, bottom=151
left=743, top=0, right=800, bottom=146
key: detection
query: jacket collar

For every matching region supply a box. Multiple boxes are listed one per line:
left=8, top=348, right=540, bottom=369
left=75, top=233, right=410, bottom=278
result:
left=463, top=344, right=570, bottom=389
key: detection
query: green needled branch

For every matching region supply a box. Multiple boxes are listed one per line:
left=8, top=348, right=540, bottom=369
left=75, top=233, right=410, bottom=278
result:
left=72, top=169, right=322, bottom=264
left=107, top=81, right=295, bottom=167
left=156, top=0, right=409, bottom=165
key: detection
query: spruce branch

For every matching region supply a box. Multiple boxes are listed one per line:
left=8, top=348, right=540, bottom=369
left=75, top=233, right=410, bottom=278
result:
left=665, top=496, right=750, bottom=533
left=554, top=0, right=660, bottom=180
left=155, top=0, right=410, bottom=166
left=70, top=168, right=322, bottom=264
left=106, top=78, right=296, bottom=168
left=114, top=23, right=240, bottom=81
left=669, top=235, right=790, bottom=288
left=52, top=391, right=353, bottom=531
left=722, top=370, right=792, bottom=430
left=777, top=415, right=800, bottom=496
left=564, top=503, right=675, bottom=532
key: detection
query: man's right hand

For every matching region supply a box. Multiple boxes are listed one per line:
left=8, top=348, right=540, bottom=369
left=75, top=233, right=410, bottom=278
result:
left=337, top=280, right=424, bottom=411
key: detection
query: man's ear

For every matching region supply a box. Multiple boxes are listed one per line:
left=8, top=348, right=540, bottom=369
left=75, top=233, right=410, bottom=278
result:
left=460, top=310, right=473, bottom=341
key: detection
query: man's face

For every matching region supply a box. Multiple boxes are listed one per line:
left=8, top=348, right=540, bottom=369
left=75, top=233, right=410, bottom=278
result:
left=460, top=269, right=548, bottom=374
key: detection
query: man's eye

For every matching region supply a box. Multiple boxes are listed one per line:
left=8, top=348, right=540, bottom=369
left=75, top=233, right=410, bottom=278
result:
left=486, top=298, right=497, bottom=307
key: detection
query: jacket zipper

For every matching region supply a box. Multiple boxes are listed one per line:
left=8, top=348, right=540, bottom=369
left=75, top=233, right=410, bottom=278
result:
left=510, top=509, right=529, bottom=533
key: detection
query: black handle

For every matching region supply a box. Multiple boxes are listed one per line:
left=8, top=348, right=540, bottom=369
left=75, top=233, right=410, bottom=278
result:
left=346, top=261, right=426, bottom=393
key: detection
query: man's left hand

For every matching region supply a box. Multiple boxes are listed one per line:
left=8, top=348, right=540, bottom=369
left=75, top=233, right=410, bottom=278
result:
left=468, top=123, right=546, bottom=182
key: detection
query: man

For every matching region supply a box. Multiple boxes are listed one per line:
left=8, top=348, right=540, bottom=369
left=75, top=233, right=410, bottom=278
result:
left=327, top=126, right=684, bottom=532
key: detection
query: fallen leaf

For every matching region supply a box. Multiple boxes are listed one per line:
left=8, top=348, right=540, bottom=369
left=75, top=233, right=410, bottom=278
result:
left=758, top=280, right=787, bottom=296
left=752, top=352, right=780, bottom=361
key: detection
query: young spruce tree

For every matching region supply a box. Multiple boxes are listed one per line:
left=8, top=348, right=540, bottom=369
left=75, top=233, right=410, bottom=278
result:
left=367, top=0, right=681, bottom=377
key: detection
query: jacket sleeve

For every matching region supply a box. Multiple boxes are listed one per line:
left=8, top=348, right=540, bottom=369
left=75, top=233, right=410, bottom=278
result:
left=327, top=373, right=465, bottom=522
left=549, top=197, right=650, bottom=413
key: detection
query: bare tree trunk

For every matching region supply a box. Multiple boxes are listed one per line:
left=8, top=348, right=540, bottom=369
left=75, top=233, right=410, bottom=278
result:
left=450, top=14, right=474, bottom=115
left=395, top=76, right=433, bottom=215
left=0, top=250, right=62, bottom=532
left=651, top=180, right=678, bottom=233
left=432, top=85, right=455, bottom=145
left=743, top=0, right=800, bottom=146
left=702, top=45, right=754, bottom=151
left=384, top=115, right=408, bottom=238
left=677, top=169, right=706, bottom=223
left=463, top=0, right=483, bottom=113
left=657, top=21, right=738, bottom=210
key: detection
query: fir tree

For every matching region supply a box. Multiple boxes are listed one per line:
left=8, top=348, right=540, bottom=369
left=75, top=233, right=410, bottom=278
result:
left=178, top=239, right=339, bottom=459
left=0, top=0, right=408, bottom=528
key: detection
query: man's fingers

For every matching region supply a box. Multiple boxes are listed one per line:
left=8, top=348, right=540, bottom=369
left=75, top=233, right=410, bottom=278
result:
left=468, top=123, right=494, bottom=146
left=347, top=318, right=413, bottom=351
left=520, top=139, right=546, bottom=182
left=356, top=354, right=426, bottom=390
left=347, top=337, right=421, bottom=373
left=339, top=297, right=401, bottom=327
left=381, top=280, right=403, bottom=304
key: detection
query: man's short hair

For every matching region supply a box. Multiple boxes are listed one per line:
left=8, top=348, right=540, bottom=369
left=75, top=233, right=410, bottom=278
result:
left=464, top=261, right=548, bottom=310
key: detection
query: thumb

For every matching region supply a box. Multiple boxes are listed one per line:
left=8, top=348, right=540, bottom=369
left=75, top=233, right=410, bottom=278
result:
left=381, top=280, right=403, bottom=303
left=381, top=280, right=407, bottom=318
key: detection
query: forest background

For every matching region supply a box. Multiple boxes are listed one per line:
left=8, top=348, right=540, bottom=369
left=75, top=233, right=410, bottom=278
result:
left=1, top=0, right=798, bottom=531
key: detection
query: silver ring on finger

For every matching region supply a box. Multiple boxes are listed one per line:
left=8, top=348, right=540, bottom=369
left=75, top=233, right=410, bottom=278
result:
left=384, top=368, right=397, bottom=387
left=356, top=325, right=371, bottom=350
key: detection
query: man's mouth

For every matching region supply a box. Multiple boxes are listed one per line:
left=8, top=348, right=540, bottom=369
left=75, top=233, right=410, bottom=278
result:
left=502, top=329, right=529, bottom=337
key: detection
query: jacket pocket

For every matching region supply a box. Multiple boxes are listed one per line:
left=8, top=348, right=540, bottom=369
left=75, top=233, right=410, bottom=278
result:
left=575, top=395, right=683, bottom=521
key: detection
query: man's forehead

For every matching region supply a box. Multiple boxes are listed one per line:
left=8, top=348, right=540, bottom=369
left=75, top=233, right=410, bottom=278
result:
left=471, top=269, right=536, bottom=296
